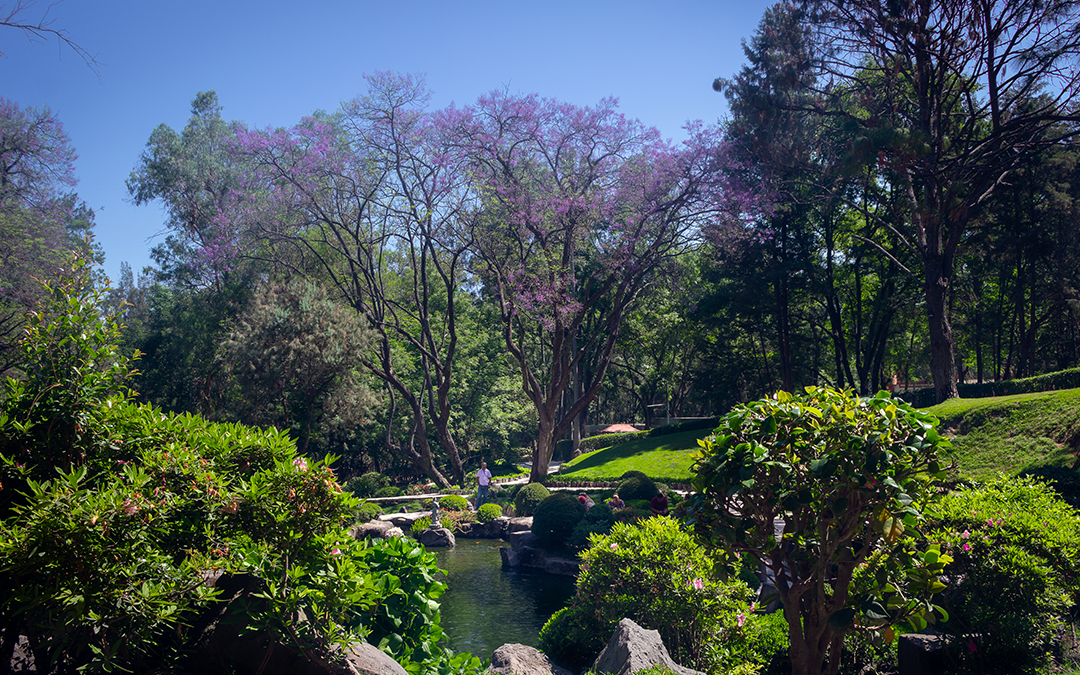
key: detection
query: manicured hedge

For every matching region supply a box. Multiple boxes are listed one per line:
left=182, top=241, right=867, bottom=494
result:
left=905, top=367, right=1080, bottom=407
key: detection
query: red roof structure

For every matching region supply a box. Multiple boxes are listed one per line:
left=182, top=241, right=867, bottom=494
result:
left=597, top=423, right=640, bottom=434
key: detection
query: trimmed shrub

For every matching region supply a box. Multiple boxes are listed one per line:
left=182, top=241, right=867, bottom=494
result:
left=568, top=502, right=615, bottom=550
left=925, top=475, right=1080, bottom=673
left=514, top=482, right=550, bottom=517
left=532, top=493, right=586, bottom=549
left=648, top=417, right=719, bottom=437
left=439, top=494, right=469, bottom=511
left=906, top=367, right=1080, bottom=407
left=476, top=502, right=503, bottom=523
left=620, top=470, right=649, bottom=480
left=356, top=501, right=383, bottom=523
left=374, top=485, right=403, bottom=498
left=539, top=517, right=755, bottom=673
left=613, top=507, right=651, bottom=524
left=580, top=430, right=645, bottom=451
left=617, top=474, right=659, bottom=501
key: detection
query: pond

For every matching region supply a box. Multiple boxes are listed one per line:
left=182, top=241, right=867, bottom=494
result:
left=434, top=538, right=576, bottom=660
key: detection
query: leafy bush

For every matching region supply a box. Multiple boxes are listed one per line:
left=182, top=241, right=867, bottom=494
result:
left=374, top=485, right=403, bottom=498
left=925, top=475, right=1080, bottom=673
left=906, top=367, right=1080, bottom=407
left=532, top=493, right=586, bottom=549
left=0, top=262, right=482, bottom=675
left=356, top=500, right=383, bottom=523
left=410, top=516, right=432, bottom=536
left=539, top=517, right=755, bottom=673
left=344, top=471, right=390, bottom=499
left=687, top=387, right=952, bottom=675
left=616, top=474, right=659, bottom=501
left=620, top=469, right=649, bottom=480
left=568, top=502, right=615, bottom=550
left=613, top=507, right=651, bottom=524
left=440, top=494, right=469, bottom=511
left=476, top=502, right=503, bottom=523
left=580, top=430, right=645, bottom=450
left=438, top=509, right=474, bottom=535
left=514, top=482, right=550, bottom=517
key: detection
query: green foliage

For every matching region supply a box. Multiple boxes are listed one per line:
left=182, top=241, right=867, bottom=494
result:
left=1018, top=465, right=1080, bottom=511
left=437, top=508, right=474, bottom=535
left=411, top=517, right=433, bottom=536
left=346, top=472, right=392, bottom=499
left=376, top=486, right=404, bottom=498
left=579, top=430, right=646, bottom=450
left=907, top=368, right=1080, bottom=407
left=925, top=475, right=1080, bottom=673
left=514, top=482, right=550, bottom=517
left=532, top=493, right=586, bottom=549
left=439, top=494, right=469, bottom=511
left=0, top=270, right=477, bottom=675
left=540, top=517, right=755, bottom=673
left=356, top=501, right=384, bottom=524
left=616, top=474, right=659, bottom=501
left=476, top=502, right=503, bottom=523
left=927, top=388, right=1080, bottom=481
left=568, top=502, right=615, bottom=550
left=686, top=387, right=952, bottom=675
left=612, top=507, right=651, bottom=524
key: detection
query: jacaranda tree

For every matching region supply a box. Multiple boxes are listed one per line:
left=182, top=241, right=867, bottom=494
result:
left=441, top=93, right=758, bottom=480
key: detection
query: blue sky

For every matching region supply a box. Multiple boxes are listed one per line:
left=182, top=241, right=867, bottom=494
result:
left=3, top=0, right=772, bottom=283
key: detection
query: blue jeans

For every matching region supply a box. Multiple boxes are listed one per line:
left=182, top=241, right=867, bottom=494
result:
left=477, top=484, right=489, bottom=507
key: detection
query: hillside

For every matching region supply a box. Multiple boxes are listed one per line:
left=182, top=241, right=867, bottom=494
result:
left=926, top=387, right=1080, bottom=482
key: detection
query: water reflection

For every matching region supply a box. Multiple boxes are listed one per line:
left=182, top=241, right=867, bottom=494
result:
left=434, top=539, right=576, bottom=660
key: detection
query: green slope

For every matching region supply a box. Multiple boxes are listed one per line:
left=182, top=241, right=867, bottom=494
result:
left=553, top=428, right=708, bottom=484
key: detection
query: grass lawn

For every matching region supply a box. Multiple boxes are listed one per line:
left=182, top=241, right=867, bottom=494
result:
left=553, top=428, right=709, bottom=484
left=926, top=387, right=1080, bottom=481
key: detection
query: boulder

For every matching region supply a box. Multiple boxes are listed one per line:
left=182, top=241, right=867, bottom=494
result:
left=898, top=634, right=948, bottom=675
left=499, top=547, right=520, bottom=567
left=418, top=527, right=456, bottom=547
left=506, top=517, right=533, bottom=534
left=592, top=618, right=702, bottom=675
left=508, top=530, right=538, bottom=550
left=488, top=644, right=574, bottom=675
left=339, top=642, right=409, bottom=675
left=470, top=518, right=508, bottom=539
left=543, top=557, right=580, bottom=576
left=351, top=520, right=393, bottom=539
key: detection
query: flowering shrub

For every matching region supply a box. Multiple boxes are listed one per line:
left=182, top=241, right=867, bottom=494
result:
left=925, top=475, right=1080, bottom=673
left=539, top=517, right=757, bottom=673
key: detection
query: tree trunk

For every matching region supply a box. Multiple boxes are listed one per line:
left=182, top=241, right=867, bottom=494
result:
left=925, top=257, right=959, bottom=402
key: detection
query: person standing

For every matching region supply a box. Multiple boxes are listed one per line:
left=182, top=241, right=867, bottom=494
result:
left=476, top=460, right=492, bottom=508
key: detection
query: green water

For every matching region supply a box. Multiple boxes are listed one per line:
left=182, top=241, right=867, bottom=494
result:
left=433, top=538, right=576, bottom=660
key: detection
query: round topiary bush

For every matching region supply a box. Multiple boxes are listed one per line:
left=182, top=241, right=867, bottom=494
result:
left=439, top=494, right=469, bottom=511
left=532, top=493, right=586, bottom=549
left=476, top=502, right=503, bottom=523
left=620, top=470, right=649, bottom=481
left=374, top=485, right=403, bottom=499
left=356, top=501, right=383, bottom=523
left=515, top=482, right=550, bottom=517
left=617, top=474, right=659, bottom=501
left=568, top=502, right=615, bottom=550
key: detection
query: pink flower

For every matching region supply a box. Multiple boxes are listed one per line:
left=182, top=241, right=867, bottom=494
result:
left=961, top=530, right=970, bottom=539
left=967, top=638, right=978, bottom=654
left=692, top=578, right=704, bottom=590
left=293, top=457, right=308, bottom=471
left=736, top=613, right=747, bottom=627
left=962, top=543, right=971, bottom=552
left=330, top=548, right=342, bottom=556
left=610, top=543, right=619, bottom=550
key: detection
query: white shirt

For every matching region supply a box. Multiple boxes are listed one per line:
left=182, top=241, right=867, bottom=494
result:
left=478, top=468, right=492, bottom=486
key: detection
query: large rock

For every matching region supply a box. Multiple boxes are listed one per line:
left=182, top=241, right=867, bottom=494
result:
left=470, top=518, right=508, bottom=539
left=488, top=644, right=574, bottom=675
left=418, top=527, right=456, bottom=547
left=351, top=520, right=393, bottom=539
left=897, top=634, right=948, bottom=675
left=592, top=619, right=702, bottom=675
left=506, top=517, right=533, bottom=533
left=508, top=530, right=538, bottom=550
left=339, top=642, right=409, bottom=675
